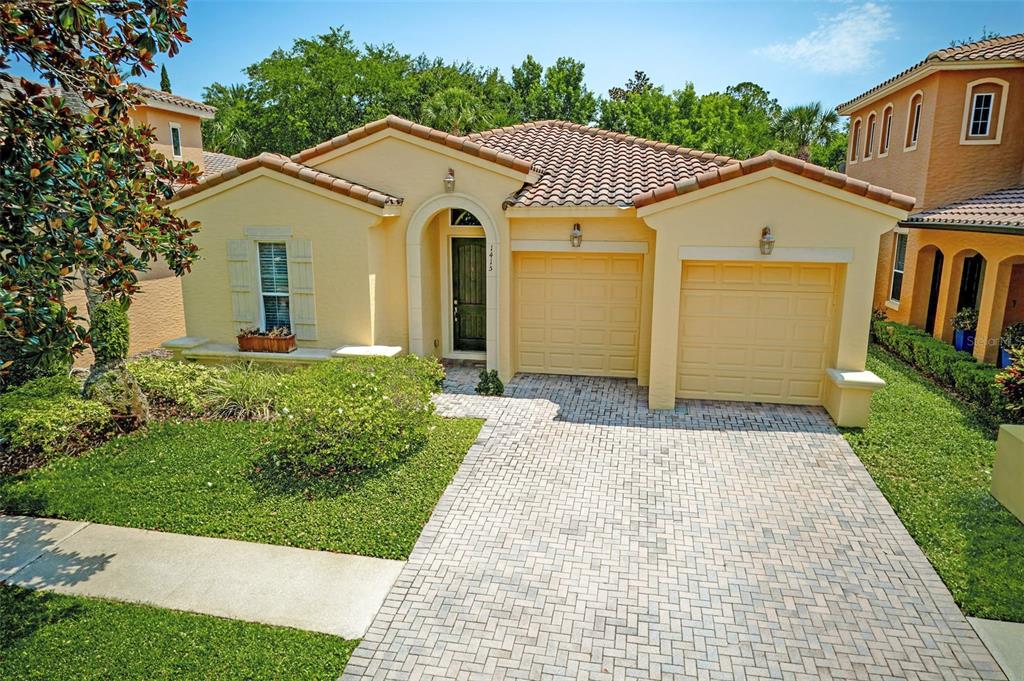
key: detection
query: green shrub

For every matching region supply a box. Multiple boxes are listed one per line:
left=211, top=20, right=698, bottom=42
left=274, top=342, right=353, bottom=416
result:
left=128, top=358, right=224, bottom=414
left=0, top=375, right=112, bottom=456
left=873, top=319, right=1016, bottom=420
left=205, top=363, right=282, bottom=420
left=997, top=347, right=1024, bottom=414
left=952, top=307, right=979, bottom=332
left=1001, top=322, right=1024, bottom=350
left=89, top=300, right=130, bottom=364
left=475, top=369, right=504, bottom=396
left=266, top=356, right=438, bottom=474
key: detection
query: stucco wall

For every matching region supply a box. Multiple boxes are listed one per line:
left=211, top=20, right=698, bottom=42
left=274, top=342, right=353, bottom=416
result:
left=846, top=68, right=1024, bottom=211
left=129, top=107, right=205, bottom=169
left=68, top=275, right=186, bottom=368
left=640, top=171, right=903, bottom=408
left=175, top=174, right=381, bottom=348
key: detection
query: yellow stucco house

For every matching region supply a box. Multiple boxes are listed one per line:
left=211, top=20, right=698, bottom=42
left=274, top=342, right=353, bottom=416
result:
left=166, top=115, right=914, bottom=425
left=838, top=33, right=1024, bottom=365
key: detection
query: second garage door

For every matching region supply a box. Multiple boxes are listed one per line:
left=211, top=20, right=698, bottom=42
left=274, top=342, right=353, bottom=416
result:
left=514, top=252, right=642, bottom=377
left=677, top=261, right=838, bottom=404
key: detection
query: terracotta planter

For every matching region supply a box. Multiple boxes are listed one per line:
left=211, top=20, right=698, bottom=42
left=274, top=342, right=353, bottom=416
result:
left=237, top=333, right=297, bottom=353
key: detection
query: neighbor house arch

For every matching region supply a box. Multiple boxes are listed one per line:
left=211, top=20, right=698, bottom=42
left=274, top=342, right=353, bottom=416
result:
left=406, top=192, right=501, bottom=372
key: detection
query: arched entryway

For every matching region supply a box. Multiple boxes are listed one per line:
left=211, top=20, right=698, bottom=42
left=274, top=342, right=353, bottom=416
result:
left=406, top=193, right=501, bottom=372
left=909, top=245, right=944, bottom=333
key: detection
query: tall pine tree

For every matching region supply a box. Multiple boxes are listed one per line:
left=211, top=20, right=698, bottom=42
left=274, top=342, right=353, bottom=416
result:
left=160, top=64, right=172, bottom=93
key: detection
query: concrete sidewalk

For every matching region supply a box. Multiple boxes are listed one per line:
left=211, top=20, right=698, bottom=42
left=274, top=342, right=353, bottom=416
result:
left=971, top=618, right=1024, bottom=681
left=0, top=514, right=404, bottom=638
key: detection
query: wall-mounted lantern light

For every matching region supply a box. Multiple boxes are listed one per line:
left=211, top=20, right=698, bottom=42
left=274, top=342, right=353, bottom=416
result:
left=759, top=226, right=775, bottom=255
left=570, top=223, right=583, bottom=248
left=443, top=168, right=455, bottom=193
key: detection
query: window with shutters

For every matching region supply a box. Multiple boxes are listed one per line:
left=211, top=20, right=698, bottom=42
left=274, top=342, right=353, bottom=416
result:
left=258, top=242, right=291, bottom=331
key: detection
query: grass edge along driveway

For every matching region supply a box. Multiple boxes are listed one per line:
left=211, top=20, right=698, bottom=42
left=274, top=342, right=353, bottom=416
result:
left=844, top=346, right=1024, bottom=622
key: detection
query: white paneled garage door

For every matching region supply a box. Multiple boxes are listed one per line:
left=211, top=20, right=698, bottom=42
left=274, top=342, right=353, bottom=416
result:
left=677, top=261, right=838, bottom=404
left=514, top=252, right=642, bottom=377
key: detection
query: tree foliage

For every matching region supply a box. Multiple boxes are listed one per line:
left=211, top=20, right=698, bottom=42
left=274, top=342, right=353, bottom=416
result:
left=0, top=0, right=201, bottom=387
left=159, top=64, right=171, bottom=93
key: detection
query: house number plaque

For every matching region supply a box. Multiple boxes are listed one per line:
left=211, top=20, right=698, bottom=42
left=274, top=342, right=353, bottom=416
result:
left=488, top=244, right=494, bottom=272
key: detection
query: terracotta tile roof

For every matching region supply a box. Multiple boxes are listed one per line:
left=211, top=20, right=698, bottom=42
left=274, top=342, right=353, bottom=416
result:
left=135, top=84, right=217, bottom=117
left=632, top=151, right=916, bottom=211
left=467, top=121, right=732, bottom=207
left=201, top=151, right=242, bottom=175
left=903, top=186, right=1024, bottom=230
left=171, top=152, right=402, bottom=208
left=291, top=115, right=536, bottom=175
left=837, top=33, right=1024, bottom=113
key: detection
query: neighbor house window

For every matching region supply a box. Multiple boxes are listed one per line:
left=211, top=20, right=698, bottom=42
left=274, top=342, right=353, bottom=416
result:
left=961, top=79, right=1008, bottom=144
left=890, top=231, right=908, bottom=302
left=850, top=119, right=862, bottom=162
left=169, top=123, right=182, bottom=158
left=258, top=242, right=290, bottom=331
left=864, top=113, right=876, bottom=159
left=881, top=105, right=893, bottom=154
left=970, top=93, right=993, bottom=136
left=906, top=92, right=923, bottom=149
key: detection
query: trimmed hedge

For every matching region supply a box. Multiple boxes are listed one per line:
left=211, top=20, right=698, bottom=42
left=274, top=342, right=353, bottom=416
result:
left=872, top=320, right=1011, bottom=419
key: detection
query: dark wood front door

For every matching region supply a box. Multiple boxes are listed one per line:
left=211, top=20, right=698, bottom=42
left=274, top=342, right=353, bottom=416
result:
left=452, top=238, right=486, bottom=352
left=925, top=250, right=944, bottom=334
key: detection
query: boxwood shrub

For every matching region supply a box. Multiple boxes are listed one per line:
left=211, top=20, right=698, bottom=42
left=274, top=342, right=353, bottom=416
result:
left=0, top=375, right=112, bottom=459
left=873, top=319, right=1012, bottom=418
left=266, top=355, right=442, bottom=474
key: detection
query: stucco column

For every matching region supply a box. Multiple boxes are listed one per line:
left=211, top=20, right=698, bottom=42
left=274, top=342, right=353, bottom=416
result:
left=933, top=255, right=963, bottom=343
left=974, top=261, right=1010, bottom=363
left=648, top=248, right=682, bottom=410
left=834, top=252, right=875, bottom=371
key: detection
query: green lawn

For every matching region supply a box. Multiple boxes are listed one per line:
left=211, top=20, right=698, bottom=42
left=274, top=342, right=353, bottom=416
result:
left=0, top=585, right=356, bottom=680
left=844, top=346, right=1024, bottom=622
left=0, top=416, right=482, bottom=560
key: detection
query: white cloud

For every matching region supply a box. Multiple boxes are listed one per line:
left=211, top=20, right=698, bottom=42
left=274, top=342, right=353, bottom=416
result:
left=755, top=3, right=896, bottom=74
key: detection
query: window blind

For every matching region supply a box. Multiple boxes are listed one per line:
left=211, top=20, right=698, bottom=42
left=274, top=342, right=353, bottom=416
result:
left=258, top=242, right=291, bottom=331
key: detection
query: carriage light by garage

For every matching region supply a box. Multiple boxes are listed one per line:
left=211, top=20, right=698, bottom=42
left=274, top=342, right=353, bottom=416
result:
left=759, top=226, right=775, bottom=255
left=444, top=168, right=455, bottom=193
left=570, top=223, right=583, bottom=248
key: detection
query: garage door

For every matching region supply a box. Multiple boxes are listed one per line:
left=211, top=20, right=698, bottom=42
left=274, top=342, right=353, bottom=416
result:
left=677, top=261, right=838, bottom=404
left=515, top=252, right=642, bottom=377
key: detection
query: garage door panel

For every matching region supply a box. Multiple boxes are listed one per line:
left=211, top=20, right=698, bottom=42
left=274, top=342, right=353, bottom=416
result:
left=678, top=261, right=836, bottom=405
left=515, top=253, right=642, bottom=378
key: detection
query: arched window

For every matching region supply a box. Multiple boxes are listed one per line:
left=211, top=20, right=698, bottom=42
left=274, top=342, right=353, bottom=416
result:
left=850, top=118, right=862, bottom=163
left=864, top=112, right=877, bottom=159
left=961, top=78, right=1009, bottom=144
left=905, top=92, right=923, bottom=150
left=880, top=104, right=894, bottom=156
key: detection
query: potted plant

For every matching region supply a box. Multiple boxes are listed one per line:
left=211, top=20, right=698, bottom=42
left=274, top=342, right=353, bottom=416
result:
left=237, top=327, right=296, bottom=353
left=1000, top=322, right=1024, bottom=368
left=952, top=307, right=979, bottom=353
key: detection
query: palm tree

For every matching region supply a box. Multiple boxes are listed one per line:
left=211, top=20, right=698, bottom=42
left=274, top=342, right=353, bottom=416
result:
left=201, top=83, right=255, bottom=157
left=776, top=102, right=839, bottom=161
left=421, top=87, right=489, bottom=136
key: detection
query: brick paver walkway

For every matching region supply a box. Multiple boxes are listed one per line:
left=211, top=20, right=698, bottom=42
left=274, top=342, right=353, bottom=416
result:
left=343, top=370, right=1004, bottom=680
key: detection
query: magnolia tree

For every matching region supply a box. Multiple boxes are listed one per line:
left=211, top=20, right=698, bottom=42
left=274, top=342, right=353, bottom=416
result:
left=0, top=0, right=200, bottom=401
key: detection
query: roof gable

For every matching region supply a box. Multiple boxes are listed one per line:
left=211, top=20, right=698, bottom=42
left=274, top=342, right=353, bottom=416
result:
left=633, top=151, right=915, bottom=213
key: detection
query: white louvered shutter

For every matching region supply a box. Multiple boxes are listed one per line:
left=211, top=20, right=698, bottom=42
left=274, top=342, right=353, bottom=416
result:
left=226, top=239, right=256, bottom=327
left=286, top=239, right=317, bottom=340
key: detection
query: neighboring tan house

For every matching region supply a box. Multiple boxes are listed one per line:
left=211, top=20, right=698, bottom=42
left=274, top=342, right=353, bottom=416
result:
left=166, top=116, right=914, bottom=426
left=5, top=82, right=240, bottom=364
left=837, top=33, right=1024, bottom=364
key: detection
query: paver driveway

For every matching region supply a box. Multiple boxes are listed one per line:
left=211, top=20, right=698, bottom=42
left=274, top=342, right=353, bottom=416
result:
left=343, top=370, right=1004, bottom=680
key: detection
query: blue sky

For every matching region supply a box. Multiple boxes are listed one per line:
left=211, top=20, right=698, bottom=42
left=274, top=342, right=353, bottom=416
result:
left=14, top=1, right=1024, bottom=109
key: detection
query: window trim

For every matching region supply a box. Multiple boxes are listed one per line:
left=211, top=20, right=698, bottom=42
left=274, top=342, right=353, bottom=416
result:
left=888, top=228, right=909, bottom=305
left=849, top=117, right=862, bottom=164
left=256, top=241, right=291, bottom=332
left=879, top=103, right=894, bottom=157
left=904, top=90, right=923, bottom=152
left=960, top=77, right=1009, bottom=145
left=169, top=122, right=183, bottom=159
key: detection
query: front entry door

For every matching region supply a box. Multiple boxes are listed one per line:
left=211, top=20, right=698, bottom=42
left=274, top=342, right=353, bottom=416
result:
left=452, top=238, right=486, bottom=352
